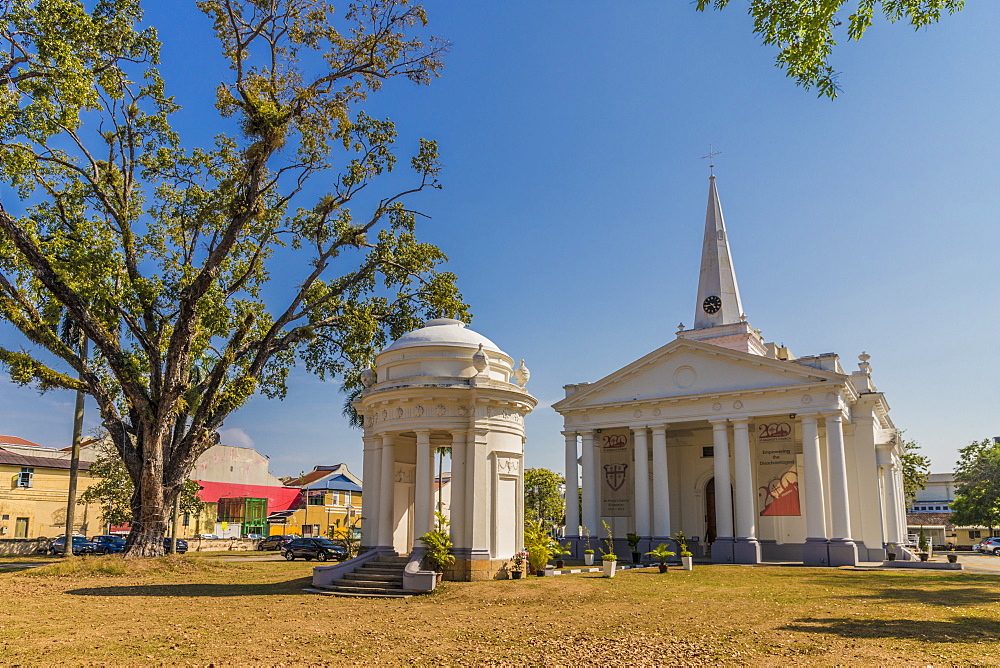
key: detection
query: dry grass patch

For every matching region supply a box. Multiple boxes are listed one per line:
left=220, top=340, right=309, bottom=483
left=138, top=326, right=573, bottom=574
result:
left=21, top=554, right=246, bottom=578
left=2, top=562, right=998, bottom=665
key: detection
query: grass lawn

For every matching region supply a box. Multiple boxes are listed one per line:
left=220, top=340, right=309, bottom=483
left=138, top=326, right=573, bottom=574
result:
left=2, top=557, right=998, bottom=666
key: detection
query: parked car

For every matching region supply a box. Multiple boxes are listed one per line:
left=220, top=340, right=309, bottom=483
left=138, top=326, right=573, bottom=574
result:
left=90, top=535, right=127, bottom=554
left=974, top=537, right=1000, bottom=555
left=245, top=533, right=263, bottom=540
left=48, top=535, right=97, bottom=556
left=282, top=537, right=348, bottom=562
left=199, top=534, right=220, bottom=539
left=162, top=537, right=189, bottom=554
left=257, top=534, right=298, bottom=551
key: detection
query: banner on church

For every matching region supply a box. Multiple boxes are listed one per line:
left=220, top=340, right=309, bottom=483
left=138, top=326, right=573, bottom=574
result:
left=599, top=428, right=633, bottom=517
left=753, top=421, right=801, bottom=516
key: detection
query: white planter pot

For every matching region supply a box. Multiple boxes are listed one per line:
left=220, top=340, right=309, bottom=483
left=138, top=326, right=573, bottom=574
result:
left=584, top=553, right=595, bottom=566
left=544, top=566, right=555, bottom=577
left=602, top=560, right=617, bottom=578
left=681, top=556, right=693, bottom=571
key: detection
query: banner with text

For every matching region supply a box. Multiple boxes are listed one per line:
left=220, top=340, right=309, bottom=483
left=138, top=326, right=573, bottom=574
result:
left=600, top=428, right=634, bottom=517
left=754, top=421, right=801, bottom=516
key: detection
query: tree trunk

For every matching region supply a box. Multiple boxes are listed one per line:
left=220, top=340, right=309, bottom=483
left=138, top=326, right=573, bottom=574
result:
left=123, top=424, right=170, bottom=557
left=62, top=369, right=86, bottom=558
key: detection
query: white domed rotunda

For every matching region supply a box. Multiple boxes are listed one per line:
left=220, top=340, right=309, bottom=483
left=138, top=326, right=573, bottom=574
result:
left=354, top=318, right=537, bottom=581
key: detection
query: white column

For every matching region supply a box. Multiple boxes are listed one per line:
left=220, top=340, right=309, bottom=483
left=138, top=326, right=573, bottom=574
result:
left=731, top=419, right=760, bottom=563
left=414, top=430, right=433, bottom=544
left=377, top=434, right=395, bottom=548
left=361, top=435, right=381, bottom=548
left=711, top=420, right=734, bottom=540
left=881, top=463, right=902, bottom=544
left=825, top=415, right=852, bottom=539
left=562, top=431, right=580, bottom=538
left=580, top=430, right=598, bottom=536
left=449, top=430, right=468, bottom=550
left=732, top=420, right=755, bottom=540
left=800, top=415, right=829, bottom=565
left=633, top=427, right=650, bottom=537
left=651, top=425, right=670, bottom=537
left=801, top=416, right=827, bottom=540
left=825, top=413, right=858, bottom=566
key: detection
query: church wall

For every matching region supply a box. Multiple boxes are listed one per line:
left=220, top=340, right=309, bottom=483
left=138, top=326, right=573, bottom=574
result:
left=847, top=415, right=887, bottom=560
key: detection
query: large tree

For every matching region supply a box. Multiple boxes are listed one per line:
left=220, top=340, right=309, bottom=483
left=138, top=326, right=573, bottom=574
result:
left=697, top=0, right=964, bottom=98
left=899, top=434, right=930, bottom=505
left=0, top=0, right=466, bottom=555
left=523, top=468, right=565, bottom=529
left=950, top=438, right=1000, bottom=530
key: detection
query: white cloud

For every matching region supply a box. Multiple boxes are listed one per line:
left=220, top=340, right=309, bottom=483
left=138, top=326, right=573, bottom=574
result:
left=218, top=427, right=254, bottom=448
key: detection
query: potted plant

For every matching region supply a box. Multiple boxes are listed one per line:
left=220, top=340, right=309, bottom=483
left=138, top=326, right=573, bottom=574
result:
left=947, top=552, right=958, bottom=564
left=524, top=519, right=556, bottom=576
left=645, top=543, right=676, bottom=573
left=886, top=544, right=897, bottom=561
left=601, top=521, right=618, bottom=578
left=510, top=551, right=527, bottom=579
left=674, top=530, right=693, bottom=570
left=582, top=527, right=595, bottom=566
left=420, top=512, right=455, bottom=582
left=553, top=542, right=572, bottom=569
left=918, top=526, right=931, bottom=561
left=626, top=532, right=641, bottom=564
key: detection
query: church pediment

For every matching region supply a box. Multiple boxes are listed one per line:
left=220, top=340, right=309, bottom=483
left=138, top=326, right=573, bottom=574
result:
left=553, top=339, right=844, bottom=411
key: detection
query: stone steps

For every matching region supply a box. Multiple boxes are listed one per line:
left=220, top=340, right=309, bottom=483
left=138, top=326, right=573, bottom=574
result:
left=306, top=553, right=421, bottom=599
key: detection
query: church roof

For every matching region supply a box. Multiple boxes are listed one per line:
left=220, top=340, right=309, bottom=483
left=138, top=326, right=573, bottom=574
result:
left=553, top=337, right=846, bottom=412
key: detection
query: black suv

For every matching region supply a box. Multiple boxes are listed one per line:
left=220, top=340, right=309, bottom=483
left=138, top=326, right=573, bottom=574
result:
left=164, top=538, right=189, bottom=554
left=282, top=537, right=348, bottom=562
left=258, top=534, right=297, bottom=551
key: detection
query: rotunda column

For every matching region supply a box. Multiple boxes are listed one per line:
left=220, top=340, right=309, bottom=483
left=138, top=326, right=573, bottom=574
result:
left=731, top=418, right=761, bottom=564
left=562, top=431, right=580, bottom=539
left=377, top=433, right=396, bottom=549
left=414, top=429, right=433, bottom=545
left=824, top=413, right=858, bottom=566
left=710, top=419, right=735, bottom=563
left=361, top=434, right=381, bottom=550
left=449, top=429, right=468, bottom=551
left=651, top=425, right=670, bottom=538
left=580, top=430, right=598, bottom=536
left=801, top=415, right=829, bottom=566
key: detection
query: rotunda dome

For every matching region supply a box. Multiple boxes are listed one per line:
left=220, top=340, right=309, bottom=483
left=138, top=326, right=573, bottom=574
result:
left=384, top=318, right=505, bottom=355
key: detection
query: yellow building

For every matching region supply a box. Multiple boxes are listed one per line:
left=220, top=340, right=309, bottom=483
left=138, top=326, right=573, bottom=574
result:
left=0, top=436, right=105, bottom=540
left=275, top=464, right=363, bottom=538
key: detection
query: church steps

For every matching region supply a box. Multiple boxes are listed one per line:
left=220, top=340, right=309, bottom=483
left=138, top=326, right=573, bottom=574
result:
left=343, top=571, right=402, bottom=582
left=306, top=551, right=420, bottom=598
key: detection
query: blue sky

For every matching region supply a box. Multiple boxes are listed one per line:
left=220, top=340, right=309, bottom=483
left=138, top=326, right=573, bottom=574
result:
left=2, top=1, right=998, bottom=479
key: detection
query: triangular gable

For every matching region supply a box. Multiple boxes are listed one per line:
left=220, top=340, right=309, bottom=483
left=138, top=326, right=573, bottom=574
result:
left=553, top=338, right=844, bottom=410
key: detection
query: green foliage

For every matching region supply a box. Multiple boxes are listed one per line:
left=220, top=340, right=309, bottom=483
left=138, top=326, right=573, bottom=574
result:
left=523, top=518, right=558, bottom=573
left=900, top=434, right=931, bottom=503
left=0, top=0, right=465, bottom=553
left=918, top=526, right=929, bottom=552
left=600, top=520, right=617, bottom=561
left=329, top=516, right=362, bottom=559
left=950, top=438, right=1000, bottom=530
left=626, top=532, right=640, bottom=550
left=79, top=439, right=203, bottom=529
left=696, top=0, right=964, bottom=98
left=420, top=512, right=454, bottom=573
left=673, top=530, right=692, bottom=558
left=644, top=543, right=676, bottom=566
left=523, top=468, right=565, bottom=528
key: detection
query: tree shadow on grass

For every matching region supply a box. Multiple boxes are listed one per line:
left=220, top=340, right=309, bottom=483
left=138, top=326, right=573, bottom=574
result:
left=66, top=577, right=311, bottom=597
left=780, top=616, right=999, bottom=643
left=779, top=572, right=1000, bottom=607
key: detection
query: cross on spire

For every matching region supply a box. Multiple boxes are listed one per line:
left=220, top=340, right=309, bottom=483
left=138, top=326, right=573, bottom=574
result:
left=701, top=144, right=722, bottom=176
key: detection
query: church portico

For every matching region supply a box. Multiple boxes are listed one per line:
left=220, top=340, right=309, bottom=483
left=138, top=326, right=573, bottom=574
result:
left=552, top=171, right=904, bottom=567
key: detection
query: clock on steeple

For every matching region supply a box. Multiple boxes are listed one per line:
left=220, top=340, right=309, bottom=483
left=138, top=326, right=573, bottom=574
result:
left=702, top=295, right=722, bottom=315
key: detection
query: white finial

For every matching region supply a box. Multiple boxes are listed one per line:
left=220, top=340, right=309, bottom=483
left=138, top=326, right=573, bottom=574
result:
left=472, top=343, right=488, bottom=375
left=677, top=322, right=685, bottom=331
left=858, top=351, right=872, bottom=374
left=513, top=359, right=530, bottom=388
left=740, top=313, right=747, bottom=322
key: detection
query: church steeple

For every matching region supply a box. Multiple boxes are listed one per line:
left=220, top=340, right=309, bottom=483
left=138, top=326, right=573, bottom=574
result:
left=693, top=174, right=744, bottom=329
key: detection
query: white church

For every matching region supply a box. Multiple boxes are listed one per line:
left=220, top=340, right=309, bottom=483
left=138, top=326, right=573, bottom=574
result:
left=552, top=173, right=908, bottom=566
left=331, top=172, right=908, bottom=590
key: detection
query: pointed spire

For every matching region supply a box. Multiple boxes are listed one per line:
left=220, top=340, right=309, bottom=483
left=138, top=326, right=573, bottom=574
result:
left=693, top=173, right=744, bottom=329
